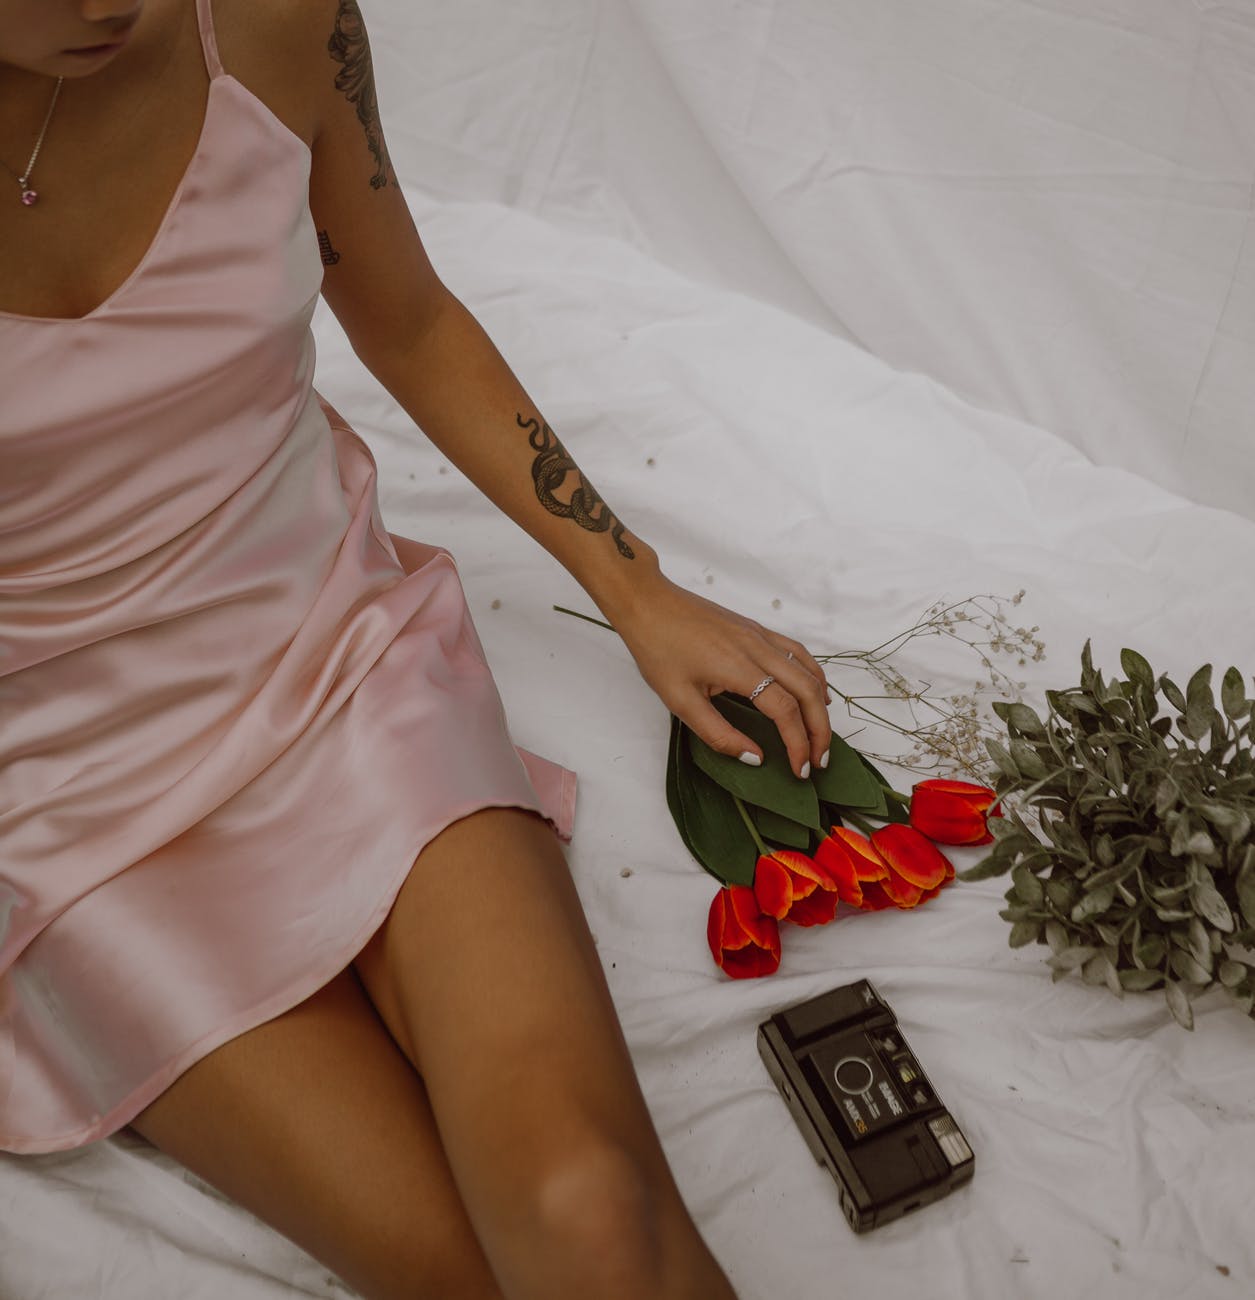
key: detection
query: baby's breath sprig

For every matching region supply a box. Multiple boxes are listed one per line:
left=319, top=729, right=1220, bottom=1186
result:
left=814, top=592, right=1046, bottom=783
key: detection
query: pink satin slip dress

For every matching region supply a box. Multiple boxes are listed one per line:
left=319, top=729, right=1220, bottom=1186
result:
left=0, top=0, right=576, bottom=1154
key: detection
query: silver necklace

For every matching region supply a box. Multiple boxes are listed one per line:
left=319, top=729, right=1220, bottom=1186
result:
left=0, top=76, right=65, bottom=207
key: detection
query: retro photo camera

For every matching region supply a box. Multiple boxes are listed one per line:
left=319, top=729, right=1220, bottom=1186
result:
left=757, top=979, right=974, bottom=1233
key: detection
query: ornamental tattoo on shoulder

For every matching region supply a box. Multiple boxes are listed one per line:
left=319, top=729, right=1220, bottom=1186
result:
left=327, top=0, right=395, bottom=189
left=517, top=414, right=635, bottom=560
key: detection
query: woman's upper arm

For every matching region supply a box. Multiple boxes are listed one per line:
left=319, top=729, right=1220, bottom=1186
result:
left=284, top=0, right=447, bottom=369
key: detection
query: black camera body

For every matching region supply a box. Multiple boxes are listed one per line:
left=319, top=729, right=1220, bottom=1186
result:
left=757, top=979, right=974, bottom=1233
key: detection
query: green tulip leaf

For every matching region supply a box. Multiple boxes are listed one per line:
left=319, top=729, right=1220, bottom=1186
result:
left=849, top=753, right=899, bottom=819
left=751, top=804, right=812, bottom=851
left=869, top=774, right=910, bottom=824
left=667, top=715, right=758, bottom=886
left=689, top=697, right=823, bottom=831
left=811, top=732, right=883, bottom=810
left=665, top=713, right=701, bottom=862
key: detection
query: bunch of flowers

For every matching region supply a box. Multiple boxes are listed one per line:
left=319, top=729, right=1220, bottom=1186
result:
left=671, top=691, right=1000, bottom=977
left=554, top=594, right=1024, bottom=979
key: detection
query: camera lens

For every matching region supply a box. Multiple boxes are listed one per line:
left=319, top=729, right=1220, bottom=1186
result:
left=833, top=1056, right=875, bottom=1095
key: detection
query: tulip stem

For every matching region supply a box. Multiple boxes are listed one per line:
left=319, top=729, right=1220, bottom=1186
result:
left=732, top=796, right=771, bottom=856
left=553, top=605, right=615, bottom=632
left=841, top=809, right=878, bottom=836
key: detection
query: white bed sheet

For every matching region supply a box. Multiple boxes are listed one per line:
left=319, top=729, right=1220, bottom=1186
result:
left=3, top=2, right=1254, bottom=1296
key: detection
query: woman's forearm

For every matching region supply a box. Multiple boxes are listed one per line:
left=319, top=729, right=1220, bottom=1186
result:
left=364, top=286, right=832, bottom=776
left=365, top=288, right=664, bottom=627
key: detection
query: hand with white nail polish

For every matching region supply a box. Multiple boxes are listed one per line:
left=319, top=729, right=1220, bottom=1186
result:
left=604, top=572, right=833, bottom=780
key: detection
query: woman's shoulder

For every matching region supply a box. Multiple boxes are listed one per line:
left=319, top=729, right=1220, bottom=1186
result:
left=215, top=0, right=351, bottom=152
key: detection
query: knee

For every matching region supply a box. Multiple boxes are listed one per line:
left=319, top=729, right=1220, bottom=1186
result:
left=533, top=1141, right=669, bottom=1288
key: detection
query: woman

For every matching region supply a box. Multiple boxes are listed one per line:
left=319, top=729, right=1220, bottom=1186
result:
left=0, top=2, right=832, bottom=1296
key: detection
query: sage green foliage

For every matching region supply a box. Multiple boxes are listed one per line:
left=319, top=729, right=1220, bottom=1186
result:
left=959, top=641, right=1255, bottom=1030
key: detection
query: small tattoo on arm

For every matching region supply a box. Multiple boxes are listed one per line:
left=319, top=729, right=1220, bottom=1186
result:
left=517, top=414, right=635, bottom=559
left=327, top=0, right=396, bottom=189
left=317, top=228, right=341, bottom=265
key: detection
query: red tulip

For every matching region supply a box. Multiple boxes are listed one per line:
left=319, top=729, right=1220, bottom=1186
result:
left=870, top=823, right=950, bottom=890
left=917, top=852, right=957, bottom=904
left=826, top=827, right=890, bottom=885
left=813, top=832, right=868, bottom=908
left=819, top=824, right=955, bottom=911
left=909, top=778, right=1001, bottom=846
left=707, top=884, right=782, bottom=978
left=819, top=826, right=901, bottom=911
left=753, top=850, right=839, bottom=927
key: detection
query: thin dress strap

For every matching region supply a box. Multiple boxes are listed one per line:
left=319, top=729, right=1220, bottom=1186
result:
left=194, top=0, right=226, bottom=80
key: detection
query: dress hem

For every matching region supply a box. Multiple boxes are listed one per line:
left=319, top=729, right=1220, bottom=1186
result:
left=0, top=793, right=568, bottom=1156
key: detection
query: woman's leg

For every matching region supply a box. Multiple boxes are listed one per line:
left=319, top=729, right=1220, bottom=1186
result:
left=351, top=805, right=739, bottom=1300
left=129, top=962, right=505, bottom=1300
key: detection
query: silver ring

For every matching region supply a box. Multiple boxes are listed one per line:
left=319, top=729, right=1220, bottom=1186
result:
left=749, top=675, right=775, bottom=702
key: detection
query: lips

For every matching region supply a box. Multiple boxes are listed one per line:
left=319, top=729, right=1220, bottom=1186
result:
left=68, top=20, right=137, bottom=52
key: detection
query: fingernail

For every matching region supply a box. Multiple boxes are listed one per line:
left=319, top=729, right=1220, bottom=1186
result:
left=739, top=751, right=762, bottom=767
left=820, top=751, right=830, bottom=770
left=800, top=761, right=811, bottom=779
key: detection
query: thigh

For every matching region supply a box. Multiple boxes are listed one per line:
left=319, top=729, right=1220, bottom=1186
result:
left=351, top=808, right=701, bottom=1274
left=128, top=963, right=503, bottom=1300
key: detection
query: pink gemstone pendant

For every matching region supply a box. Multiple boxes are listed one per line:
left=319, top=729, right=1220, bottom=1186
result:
left=20, top=188, right=38, bottom=206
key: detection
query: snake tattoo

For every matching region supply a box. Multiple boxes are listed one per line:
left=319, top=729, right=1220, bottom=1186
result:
left=517, top=414, right=635, bottom=560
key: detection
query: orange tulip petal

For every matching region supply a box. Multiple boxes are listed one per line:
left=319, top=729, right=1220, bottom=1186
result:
left=878, top=868, right=924, bottom=908
left=924, top=863, right=956, bottom=899
left=709, top=886, right=782, bottom=976
left=719, top=938, right=782, bottom=978
left=753, top=855, right=793, bottom=920
left=773, top=849, right=826, bottom=893
left=871, top=823, right=949, bottom=890
left=915, top=778, right=996, bottom=797
left=855, top=880, right=899, bottom=911
left=728, top=883, right=781, bottom=950
left=707, top=888, right=727, bottom=956
left=813, top=834, right=864, bottom=906
left=829, top=826, right=890, bottom=881
left=786, top=887, right=839, bottom=927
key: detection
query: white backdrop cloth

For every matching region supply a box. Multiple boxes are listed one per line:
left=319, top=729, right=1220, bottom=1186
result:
left=376, top=0, right=1255, bottom=523
left=2, top=2, right=1254, bottom=1298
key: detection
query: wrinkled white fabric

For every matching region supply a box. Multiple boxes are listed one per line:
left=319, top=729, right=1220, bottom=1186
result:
left=2, top=1, right=1253, bottom=1298
left=369, top=0, right=1255, bottom=521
